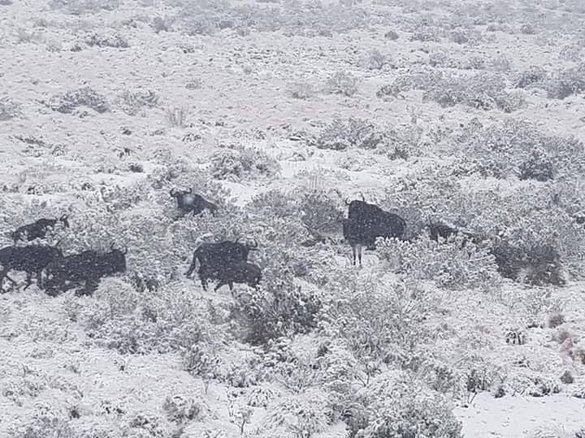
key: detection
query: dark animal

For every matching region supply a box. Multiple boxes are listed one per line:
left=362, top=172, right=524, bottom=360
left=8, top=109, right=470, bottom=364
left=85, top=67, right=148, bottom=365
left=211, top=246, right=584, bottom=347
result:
left=12, top=215, right=70, bottom=243
left=343, top=198, right=407, bottom=265
left=427, top=221, right=480, bottom=246
left=44, top=244, right=127, bottom=295
left=170, top=188, right=218, bottom=216
left=185, top=239, right=258, bottom=290
left=0, top=244, right=64, bottom=291
left=214, top=262, right=262, bottom=292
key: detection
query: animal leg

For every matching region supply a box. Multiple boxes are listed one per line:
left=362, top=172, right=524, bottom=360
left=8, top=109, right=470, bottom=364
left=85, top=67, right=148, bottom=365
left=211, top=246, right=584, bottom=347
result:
left=228, top=282, right=234, bottom=291
left=200, top=277, right=208, bottom=291
left=37, top=271, right=43, bottom=289
left=357, top=244, right=363, bottom=267
left=214, top=281, right=225, bottom=292
left=24, top=272, right=33, bottom=290
left=351, top=245, right=357, bottom=265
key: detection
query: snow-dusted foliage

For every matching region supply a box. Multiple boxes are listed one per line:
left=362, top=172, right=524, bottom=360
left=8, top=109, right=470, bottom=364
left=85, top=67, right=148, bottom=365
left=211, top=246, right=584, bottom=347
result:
left=3, top=0, right=585, bottom=435
left=378, top=236, right=499, bottom=291
left=46, top=86, right=110, bottom=114
left=0, top=96, right=22, bottom=121
left=209, top=146, right=281, bottom=181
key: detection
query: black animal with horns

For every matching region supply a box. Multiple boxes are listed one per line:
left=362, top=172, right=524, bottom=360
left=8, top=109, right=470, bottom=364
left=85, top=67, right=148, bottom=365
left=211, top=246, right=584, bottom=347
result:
left=170, top=188, right=218, bottom=216
left=185, top=238, right=259, bottom=290
left=342, top=196, right=406, bottom=266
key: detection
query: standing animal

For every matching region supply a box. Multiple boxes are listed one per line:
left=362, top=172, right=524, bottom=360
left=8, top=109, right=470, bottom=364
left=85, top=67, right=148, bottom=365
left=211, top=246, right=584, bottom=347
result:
left=170, top=188, right=218, bottom=216
left=214, top=262, right=262, bottom=292
left=346, top=199, right=406, bottom=244
left=185, top=239, right=258, bottom=290
left=11, top=215, right=70, bottom=243
left=342, top=198, right=406, bottom=265
left=44, top=244, right=127, bottom=295
left=0, top=244, right=64, bottom=291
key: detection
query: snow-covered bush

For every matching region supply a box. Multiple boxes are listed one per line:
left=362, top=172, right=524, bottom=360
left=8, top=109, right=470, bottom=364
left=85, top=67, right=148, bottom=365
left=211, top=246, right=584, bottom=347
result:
left=505, top=370, right=561, bottom=397
left=365, top=49, right=390, bottom=70
left=519, top=150, right=555, bottom=181
left=231, top=283, right=322, bottom=345
left=454, top=119, right=585, bottom=180
left=323, top=278, right=436, bottom=362
left=515, top=66, right=548, bottom=89
left=84, top=31, right=129, bottom=48
left=0, top=96, right=22, bottom=121
left=350, top=371, right=463, bottom=438
left=209, top=146, right=280, bottom=181
left=546, top=63, right=585, bottom=99
left=47, top=86, right=109, bottom=114
left=313, top=118, right=385, bottom=151
left=77, top=279, right=212, bottom=354
left=151, top=15, right=174, bottom=33
left=423, top=72, right=524, bottom=112
left=377, top=67, right=443, bottom=100
left=166, top=106, right=188, bottom=128
left=49, top=0, right=120, bottom=14
left=262, top=388, right=332, bottom=438
left=410, top=27, right=442, bottom=42
left=163, top=393, right=207, bottom=424
left=289, top=82, right=315, bottom=100
left=326, top=71, right=359, bottom=97
left=124, top=412, right=172, bottom=437
left=492, top=241, right=565, bottom=286
left=117, top=88, right=159, bottom=115
left=377, top=236, right=499, bottom=291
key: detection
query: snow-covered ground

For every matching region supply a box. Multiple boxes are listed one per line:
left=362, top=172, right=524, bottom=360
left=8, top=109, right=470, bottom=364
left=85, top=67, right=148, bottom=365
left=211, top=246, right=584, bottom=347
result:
left=1, top=0, right=585, bottom=436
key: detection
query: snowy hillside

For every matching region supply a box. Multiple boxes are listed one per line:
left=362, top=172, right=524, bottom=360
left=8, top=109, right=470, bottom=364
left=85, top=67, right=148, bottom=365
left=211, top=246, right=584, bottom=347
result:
left=1, top=0, right=585, bottom=436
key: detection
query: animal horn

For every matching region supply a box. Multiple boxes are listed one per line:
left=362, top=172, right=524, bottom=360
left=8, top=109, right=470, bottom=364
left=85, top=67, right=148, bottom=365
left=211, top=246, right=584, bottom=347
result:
left=60, top=214, right=69, bottom=220
left=235, top=236, right=241, bottom=243
left=170, top=188, right=177, bottom=196
left=187, top=187, right=193, bottom=193
left=360, top=192, right=365, bottom=202
left=122, top=245, right=128, bottom=254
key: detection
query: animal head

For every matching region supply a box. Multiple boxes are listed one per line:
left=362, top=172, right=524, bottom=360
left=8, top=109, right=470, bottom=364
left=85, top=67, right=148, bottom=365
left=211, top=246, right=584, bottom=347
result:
left=235, top=237, right=259, bottom=252
left=59, top=214, right=70, bottom=229
left=170, top=187, right=192, bottom=199
left=108, top=243, right=128, bottom=272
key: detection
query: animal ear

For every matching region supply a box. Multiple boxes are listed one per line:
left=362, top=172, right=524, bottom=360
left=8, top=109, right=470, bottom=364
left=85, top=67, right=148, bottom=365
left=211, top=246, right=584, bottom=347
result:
left=250, top=239, right=259, bottom=249
left=60, top=214, right=69, bottom=220
left=170, top=188, right=177, bottom=196
left=122, top=245, right=128, bottom=254
left=344, top=198, right=350, bottom=205
left=235, top=236, right=240, bottom=243
left=110, top=242, right=116, bottom=250
left=360, top=192, right=365, bottom=202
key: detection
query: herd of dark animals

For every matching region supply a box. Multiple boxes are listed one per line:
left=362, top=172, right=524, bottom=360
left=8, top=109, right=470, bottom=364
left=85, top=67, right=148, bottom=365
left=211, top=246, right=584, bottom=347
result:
left=0, top=188, right=566, bottom=295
